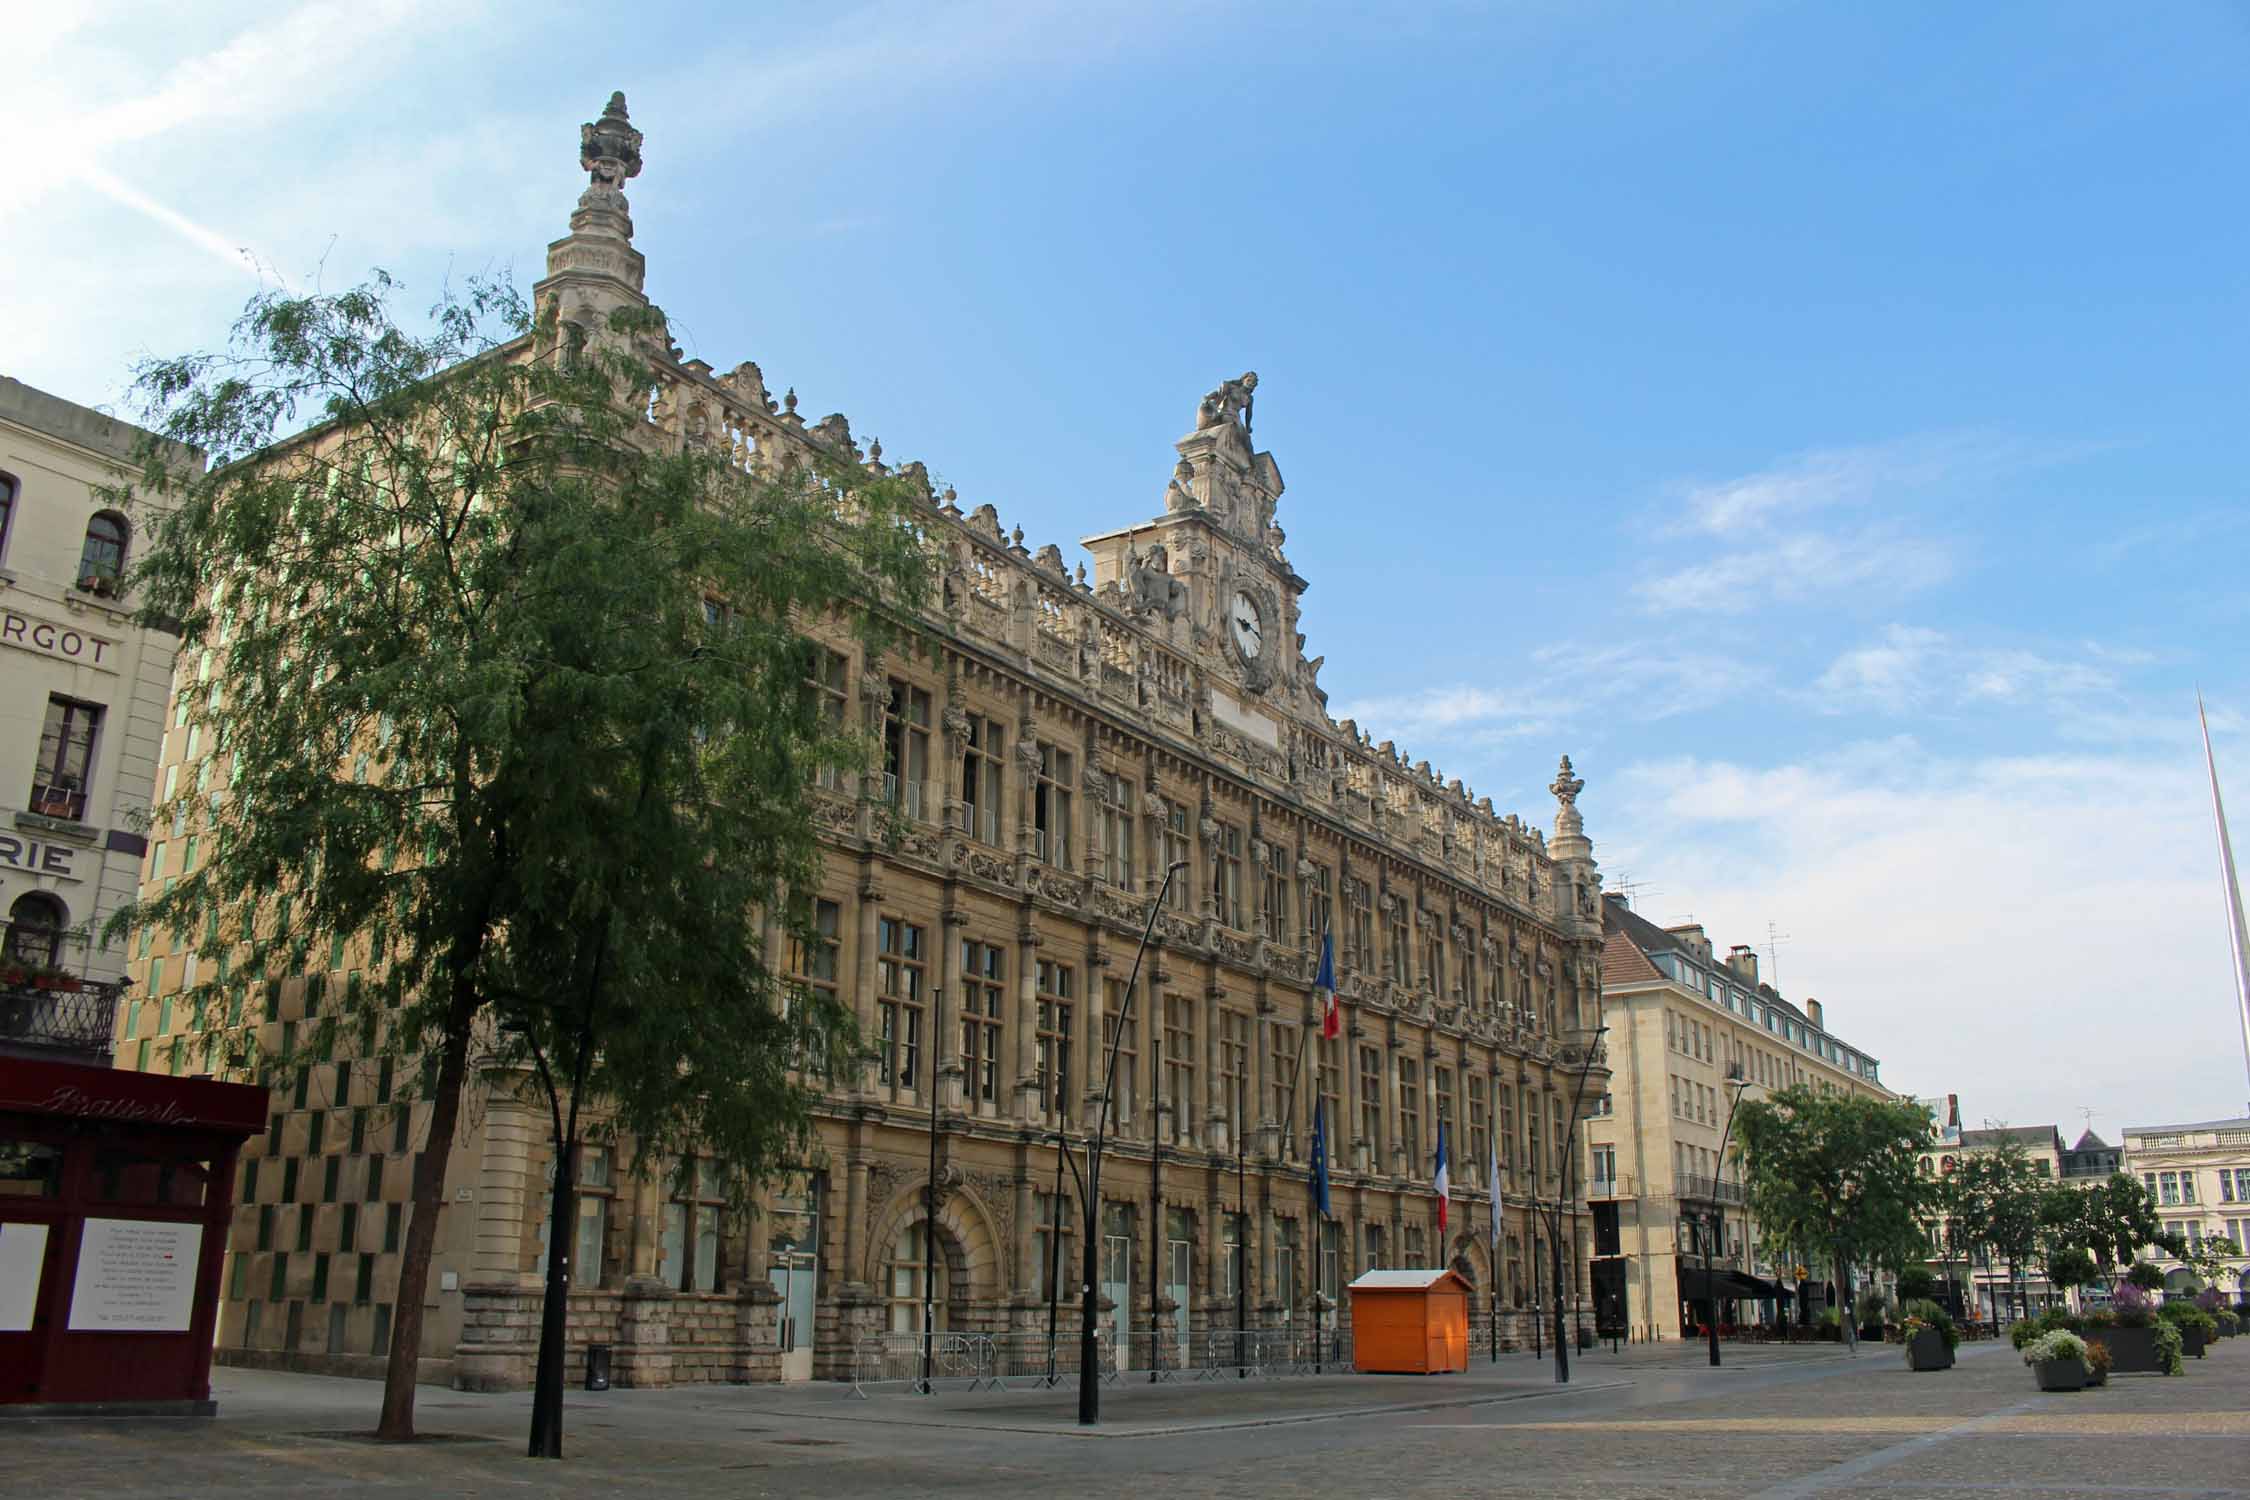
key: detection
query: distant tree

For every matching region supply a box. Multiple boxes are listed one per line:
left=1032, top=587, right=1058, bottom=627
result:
left=1735, top=1086, right=1933, bottom=1352
left=1895, top=1266, right=1938, bottom=1303
left=108, top=275, right=930, bottom=1445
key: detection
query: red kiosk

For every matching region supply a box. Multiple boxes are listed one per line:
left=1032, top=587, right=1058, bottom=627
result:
left=0, top=1055, right=265, bottom=1413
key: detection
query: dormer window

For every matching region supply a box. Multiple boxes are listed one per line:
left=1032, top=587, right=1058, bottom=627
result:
left=78, top=511, right=129, bottom=597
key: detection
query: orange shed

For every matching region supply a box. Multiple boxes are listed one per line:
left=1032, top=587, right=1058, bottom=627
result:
left=1348, top=1268, right=1472, bottom=1374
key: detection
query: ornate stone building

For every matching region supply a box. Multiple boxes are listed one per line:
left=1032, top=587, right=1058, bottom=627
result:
left=119, top=95, right=1609, bottom=1387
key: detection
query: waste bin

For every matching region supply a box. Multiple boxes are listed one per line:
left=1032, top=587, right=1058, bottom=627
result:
left=585, top=1344, right=612, bottom=1391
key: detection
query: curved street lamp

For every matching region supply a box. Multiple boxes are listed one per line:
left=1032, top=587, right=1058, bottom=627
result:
left=1706, top=1062, right=1751, bottom=1368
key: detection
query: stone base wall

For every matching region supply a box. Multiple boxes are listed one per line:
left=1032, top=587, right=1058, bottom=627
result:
left=454, top=1282, right=782, bottom=1392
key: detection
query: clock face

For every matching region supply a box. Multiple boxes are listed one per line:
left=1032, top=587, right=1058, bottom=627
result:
left=1229, top=589, right=1264, bottom=661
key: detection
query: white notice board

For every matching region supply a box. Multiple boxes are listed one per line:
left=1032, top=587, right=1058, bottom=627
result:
left=67, top=1218, right=201, bottom=1332
left=0, top=1222, right=49, bottom=1331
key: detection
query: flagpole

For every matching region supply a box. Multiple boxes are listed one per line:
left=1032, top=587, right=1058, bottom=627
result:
left=2199, top=693, right=2250, bottom=1097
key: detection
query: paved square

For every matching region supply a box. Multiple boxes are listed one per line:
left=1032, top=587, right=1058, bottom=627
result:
left=9, top=1338, right=2250, bottom=1497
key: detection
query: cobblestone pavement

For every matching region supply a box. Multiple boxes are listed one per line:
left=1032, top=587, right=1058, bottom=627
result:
left=10, top=1337, right=2250, bottom=1498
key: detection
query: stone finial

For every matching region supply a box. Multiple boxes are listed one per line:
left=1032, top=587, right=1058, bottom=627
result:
left=581, top=92, right=644, bottom=192
left=783, top=387, right=798, bottom=415
left=1550, top=755, right=1584, bottom=810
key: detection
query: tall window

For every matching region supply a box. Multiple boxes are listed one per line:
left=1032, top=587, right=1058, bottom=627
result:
left=887, top=1222, right=939, bottom=1333
left=1364, top=1222, right=1387, bottom=1270
left=1032, top=1190, right=1074, bottom=1299
left=535, top=1146, right=611, bottom=1289
left=1305, top=863, right=1332, bottom=945
left=5, top=892, right=65, bottom=968
left=0, top=473, right=14, bottom=562
left=1270, top=1021, right=1300, bottom=1153
left=1219, top=1009, right=1251, bottom=1139
left=1163, top=994, right=1197, bottom=1145
left=1316, top=1037, right=1342, bottom=1152
left=877, top=917, right=927, bottom=1091
left=1435, top=1065, right=1455, bottom=1151
left=1386, top=906, right=1410, bottom=984
left=961, top=714, right=1005, bottom=845
left=785, top=898, right=840, bottom=1072
left=1262, top=855, right=1290, bottom=942
left=1034, top=742, right=1074, bottom=867
left=31, top=697, right=101, bottom=821
left=803, top=648, right=848, bottom=789
left=1211, top=822, right=1244, bottom=927
left=1526, top=1090, right=1542, bottom=1188
left=78, top=511, right=128, bottom=595
left=1161, top=802, right=1192, bottom=909
left=658, top=1156, right=726, bottom=1292
left=1274, top=1218, right=1299, bottom=1318
left=1344, top=878, right=1373, bottom=968
left=883, top=679, right=931, bottom=817
left=1467, top=1075, right=1489, bottom=1176
left=1035, top=959, right=1074, bottom=1119
left=1357, top=1046, right=1384, bottom=1163
left=961, top=938, right=1006, bottom=1109
left=1550, top=1095, right=1566, bottom=1183
left=1102, top=977, right=1137, bottom=1130
left=1422, top=931, right=1444, bottom=994
left=1099, top=775, right=1135, bottom=889
left=1222, top=1210, right=1246, bottom=1300
left=1319, top=1218, right=1342, bottom=1299
left=1398, top=1057, right=1422, bottom=1168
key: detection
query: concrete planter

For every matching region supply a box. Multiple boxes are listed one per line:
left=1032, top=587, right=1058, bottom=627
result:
left=2030, top=1358, right=2087, bottom=1392
left=1904, top=1329, right=1953, bottom=1371
left=2180, top=1325, right=2209, bottom=1358
left=2085, top=1326, right=2162, bottom=1374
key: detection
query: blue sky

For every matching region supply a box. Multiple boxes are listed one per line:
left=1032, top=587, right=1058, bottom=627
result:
left=10, top=1, right=2249, bottom=1140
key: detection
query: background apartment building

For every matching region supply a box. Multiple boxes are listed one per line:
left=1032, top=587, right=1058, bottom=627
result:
left=0, top=376, right=187, bottom=1065
left=1589, top=893, right=1892, bottom=1342
left=2124, top=1117, right=2250, bottom=1304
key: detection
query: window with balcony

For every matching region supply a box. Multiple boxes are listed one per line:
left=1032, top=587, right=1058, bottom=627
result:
left=960, top=714, right=1005, bottom=845
left=31, top=697, right=101, bottom=821
left=1033, top=742, right=1074, bottom=867
left=78, top=511, right=129, bottom=597
left=1358, top=1046, right=1384, bottom=1165
left=1161, top=801, right=1192, bottom=910
left=1269, top=1020, right=1299, bottom=1152
left=1467, top=1075, right=1488, bottom=1173
left=1262, top=856, right=1290, bottom=943
left=802, top=648, right=848, bottom=789
left=1306, top=863, right=1331, bottom=945
left=1099, top=775, right=1135, bottom=889
left=882, top=679, right=930, bottom=816
left=5, top=892, right=66, bottom=969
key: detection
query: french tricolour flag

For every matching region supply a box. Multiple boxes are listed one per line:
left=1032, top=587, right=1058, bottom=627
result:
left=1433, top=1120, right=1450, bottom=1235
left=1315, top=932, right=1339, bottom=1040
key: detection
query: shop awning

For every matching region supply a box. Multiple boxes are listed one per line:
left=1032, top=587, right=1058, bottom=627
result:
left=1678, top=1265, right=1780, bottom=1302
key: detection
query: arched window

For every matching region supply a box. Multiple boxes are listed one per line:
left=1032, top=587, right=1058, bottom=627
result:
left=5, top=892, right=67, bottom=969
left=79, top=511, right=129, bottom=596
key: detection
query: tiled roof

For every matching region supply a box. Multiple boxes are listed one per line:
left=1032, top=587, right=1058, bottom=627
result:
left=1601, top=927, right=1665, bottom=986
left=2071, top=1129, right=2112, bottom=1151
left=1960, top=1125, right=2062, bottom=1151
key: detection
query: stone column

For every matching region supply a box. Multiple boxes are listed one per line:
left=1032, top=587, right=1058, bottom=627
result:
left=937, top=906, right=967, bottom=1110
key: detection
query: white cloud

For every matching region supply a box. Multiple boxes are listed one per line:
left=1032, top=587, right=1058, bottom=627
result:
left=1636, top=527, right=1953, bottom=615
left=1601, top=737, right=2250, bottom=1135
left=1812, top=625, right=2120, bottom=716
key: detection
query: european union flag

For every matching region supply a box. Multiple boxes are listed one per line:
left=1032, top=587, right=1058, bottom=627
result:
left=1310, top=1097, right=1331, bottom=1219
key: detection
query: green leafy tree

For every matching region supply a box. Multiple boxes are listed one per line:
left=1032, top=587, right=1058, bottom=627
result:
left=107, top=276, right=929, bottom=1443
left=2080, top=1174, right=2165, bottom=1273
left=1735, top=1086, right=1933, bottom=1351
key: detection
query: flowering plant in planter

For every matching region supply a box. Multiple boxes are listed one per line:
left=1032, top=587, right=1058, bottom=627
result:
left=2085, top=1339, right=2112, bottom=1386
left=2022, top=1330, right=2091, bottom=1391
left=2151, top=1321, right=2185, bottom=1375
left=2111, top=1282, right=2155, bottom=1328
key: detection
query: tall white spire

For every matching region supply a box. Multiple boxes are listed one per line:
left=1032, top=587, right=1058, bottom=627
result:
left=2199, top=693, right=2250, bottom=1097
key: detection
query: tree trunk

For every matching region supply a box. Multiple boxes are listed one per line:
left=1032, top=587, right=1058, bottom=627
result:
left=375, top=986, right=479, bottom=1440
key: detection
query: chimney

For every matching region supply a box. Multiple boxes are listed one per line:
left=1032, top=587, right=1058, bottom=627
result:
left=1663, top=923, right=1711, bottom=962
left=1725, top=944, right=1759, bottom=985
left=1803, top=997, right=1824, bottom=1031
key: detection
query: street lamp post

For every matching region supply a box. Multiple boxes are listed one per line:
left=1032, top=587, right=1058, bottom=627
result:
left=1077, top=860, right=1188, bottom=1427
left=1543, top=1023, right=1609, bottom=1384
left=1705, top=1063, right=1750, bottom=1369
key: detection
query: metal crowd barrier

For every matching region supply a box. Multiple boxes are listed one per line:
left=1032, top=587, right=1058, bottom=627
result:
left=850, top=1325, right=1356, bottom=1397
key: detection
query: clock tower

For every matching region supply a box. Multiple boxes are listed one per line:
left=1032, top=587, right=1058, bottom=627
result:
left=1081, top=373, right=1325, bottom=747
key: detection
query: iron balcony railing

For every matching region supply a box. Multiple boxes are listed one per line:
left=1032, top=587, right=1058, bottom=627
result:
left=0, top=971, right=124, bottom=1062
left=1677, top=1173, right=1745, bottom=1205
